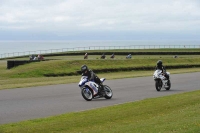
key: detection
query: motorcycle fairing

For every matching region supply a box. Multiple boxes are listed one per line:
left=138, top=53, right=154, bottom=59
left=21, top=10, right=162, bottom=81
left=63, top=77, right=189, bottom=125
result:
left=85, top=81, right=98, bottom=95
left=100, top=78, right=105, bottom=83
left=153, top=70, right=165, bottom=80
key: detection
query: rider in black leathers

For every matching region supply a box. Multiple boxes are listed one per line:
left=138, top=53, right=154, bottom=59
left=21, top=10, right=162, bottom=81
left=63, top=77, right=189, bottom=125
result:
left=155, top=60, right=169, bottom=80
left=101, top=53, right=106, bottom=59
left=81, top=65, right=104, bottom=94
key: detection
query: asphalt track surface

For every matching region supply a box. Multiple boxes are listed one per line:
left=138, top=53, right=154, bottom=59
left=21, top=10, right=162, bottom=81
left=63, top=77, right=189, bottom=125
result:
left=0, top=72, right=200, bottom=124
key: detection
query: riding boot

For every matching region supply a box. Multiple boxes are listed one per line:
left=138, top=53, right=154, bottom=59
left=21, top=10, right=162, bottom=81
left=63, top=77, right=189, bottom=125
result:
left=166, top=74, right=169, bottom=80
left=98, top=83, right=104, bottom=95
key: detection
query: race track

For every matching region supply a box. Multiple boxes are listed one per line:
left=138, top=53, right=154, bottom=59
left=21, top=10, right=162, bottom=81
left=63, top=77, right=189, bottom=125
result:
left=0, top=72, right=200, bottom=124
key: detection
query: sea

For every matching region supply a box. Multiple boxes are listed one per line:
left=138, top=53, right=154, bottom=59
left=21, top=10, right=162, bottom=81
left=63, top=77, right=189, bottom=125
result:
left=0, top=40, right=200, bottom=58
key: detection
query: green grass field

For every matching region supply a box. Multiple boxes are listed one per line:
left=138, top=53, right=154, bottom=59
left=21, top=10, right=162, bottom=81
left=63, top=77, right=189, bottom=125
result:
left=0, top=90, right=199, bottom=133
left=3, top=56, right=200, bottom=78
left=1, top=51, right=200, bottom=90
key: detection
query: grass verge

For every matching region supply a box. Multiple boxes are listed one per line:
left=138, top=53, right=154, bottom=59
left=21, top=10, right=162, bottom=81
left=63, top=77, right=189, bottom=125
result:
left=2, top=58, right=200, bottom=78
left=0, top=67, right=200, bottom=90
left=0, top=53, right=200, bottom=90
left=0, top=90, right=199, bottom=133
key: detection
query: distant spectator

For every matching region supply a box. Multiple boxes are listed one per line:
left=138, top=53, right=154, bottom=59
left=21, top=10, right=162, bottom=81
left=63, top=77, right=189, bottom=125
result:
left=101, top=53, right=106, bottom=59
left=37, top=54, right=41, bottom=59
left=41, top=55, right=44, bottom=60
left=29, top=55, right=32, bottom=60
left=29, top=55, right=36, bottom=61
left=126, top=54, right=132, bottom=59
left=38, top=54, right=44, bottom=60
left=84, top=53, right=88, bottom=59
left=33, top=56, right=37, bottom=60
left=110, top=53, right=115, bottom=59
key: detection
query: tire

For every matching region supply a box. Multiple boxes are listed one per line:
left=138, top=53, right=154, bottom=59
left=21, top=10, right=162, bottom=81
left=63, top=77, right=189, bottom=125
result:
left=103, top=85, right=113, bottom=99
left=155, top=79, right=162, bottom=91
left=81, top=87, right=93, bottom=101
left=165, top=80, right=171, bottom=90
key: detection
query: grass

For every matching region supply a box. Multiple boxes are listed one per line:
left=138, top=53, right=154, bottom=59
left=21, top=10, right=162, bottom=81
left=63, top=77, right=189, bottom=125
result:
left=2, top=57, right=200, bottom=78
left=0, top=90, right=199, bottom=133
left=1, top=68, right=200, bottom=90
left=6, top=54, right=200, bottom=61
left=1, top=54, right=200, bottom=90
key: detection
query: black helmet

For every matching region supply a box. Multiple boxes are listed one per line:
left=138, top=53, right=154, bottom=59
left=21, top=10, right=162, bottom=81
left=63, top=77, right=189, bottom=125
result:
left=157, top=60, right=162, bottom=66
left=81, top=65, right=89, bottom=73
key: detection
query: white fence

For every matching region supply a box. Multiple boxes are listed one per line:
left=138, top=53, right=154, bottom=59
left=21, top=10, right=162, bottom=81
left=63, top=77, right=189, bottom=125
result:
left=1, top=45, right=200, bottom=59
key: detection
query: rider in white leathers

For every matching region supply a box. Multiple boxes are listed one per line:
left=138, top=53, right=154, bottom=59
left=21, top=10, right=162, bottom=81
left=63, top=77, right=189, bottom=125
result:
left=155, top=60, right=169, bottom=80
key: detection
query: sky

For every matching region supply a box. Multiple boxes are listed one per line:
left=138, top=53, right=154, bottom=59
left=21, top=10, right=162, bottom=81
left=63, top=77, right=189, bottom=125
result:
left=0, top=0, right=200, bottom=41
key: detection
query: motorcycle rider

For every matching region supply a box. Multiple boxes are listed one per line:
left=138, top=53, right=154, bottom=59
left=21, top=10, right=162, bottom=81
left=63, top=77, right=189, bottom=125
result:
left=110, top=53, right=115, bottom=59
left=101, top=53, right=106, bottom=59
left=81, top=65, right=104, bottom=95
left=84, top=53, right=88, bottom=59
left=155, top=60, right=169, bottom=80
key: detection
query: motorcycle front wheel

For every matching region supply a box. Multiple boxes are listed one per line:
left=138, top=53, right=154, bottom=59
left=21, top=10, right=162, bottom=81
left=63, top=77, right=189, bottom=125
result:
left=155, top=79, right=162, bottom=91
left=81, top=87, right=93, bottom=101
left=103, top=85, right=113, bottom=99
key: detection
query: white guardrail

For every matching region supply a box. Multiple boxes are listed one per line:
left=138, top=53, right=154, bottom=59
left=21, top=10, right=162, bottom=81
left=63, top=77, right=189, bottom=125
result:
left=1, top=45, right=200, bottom=59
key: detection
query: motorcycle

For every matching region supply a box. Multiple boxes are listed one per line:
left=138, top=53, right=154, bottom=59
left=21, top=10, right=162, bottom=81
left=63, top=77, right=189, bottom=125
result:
left=126, top=54, right=132, bottom=59
left=110, top=54, right=115, bottom=59
left=78, top=76, right=113, bottom=101
left=101, top=55, right=106, bottom=59
left=84, top=55, right=88, bottom=59
left=153, top=70, right=171, bottom=91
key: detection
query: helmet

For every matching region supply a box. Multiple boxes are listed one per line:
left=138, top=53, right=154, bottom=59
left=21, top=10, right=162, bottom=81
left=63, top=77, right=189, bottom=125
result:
left=157, top=60, right=162, bottom=66
left=81, top=65, right=89, bottom=73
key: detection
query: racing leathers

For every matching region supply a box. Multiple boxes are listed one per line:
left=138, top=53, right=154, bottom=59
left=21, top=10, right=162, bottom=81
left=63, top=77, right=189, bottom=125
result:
left=82, top=69, right=104, bottom=94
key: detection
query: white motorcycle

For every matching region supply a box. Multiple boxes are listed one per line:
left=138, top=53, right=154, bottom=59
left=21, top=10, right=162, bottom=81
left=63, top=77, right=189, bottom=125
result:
left=153, top=70, right=171, bottom=91
left=78, top=76, right=113, bottom=101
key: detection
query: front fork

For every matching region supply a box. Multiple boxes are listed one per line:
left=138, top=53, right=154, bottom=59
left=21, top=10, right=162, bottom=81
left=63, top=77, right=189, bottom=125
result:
left=155, top=79, right=163, bottom=88
left=158, top=79, right=163, bottom=88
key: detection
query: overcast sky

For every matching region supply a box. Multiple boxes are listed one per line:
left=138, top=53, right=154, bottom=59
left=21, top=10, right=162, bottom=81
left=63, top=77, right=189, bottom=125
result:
left=0, top=0, right=200, bottom=40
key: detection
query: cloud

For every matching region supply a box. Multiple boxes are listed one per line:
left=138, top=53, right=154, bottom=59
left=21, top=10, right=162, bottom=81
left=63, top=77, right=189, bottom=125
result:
left=0, top=0, right=200, bottom=40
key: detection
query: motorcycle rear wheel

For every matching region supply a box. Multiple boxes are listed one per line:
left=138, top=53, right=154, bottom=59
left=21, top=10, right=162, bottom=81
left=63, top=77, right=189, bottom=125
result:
left=81, top=87, right=93, bottom=101
left=165, top=80, right=171, bottom=90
